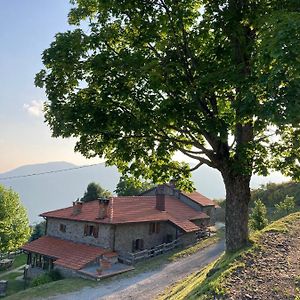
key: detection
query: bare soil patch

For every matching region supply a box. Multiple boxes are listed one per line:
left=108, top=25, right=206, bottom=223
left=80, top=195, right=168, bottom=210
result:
left=226, top=220, right=300, bottom=300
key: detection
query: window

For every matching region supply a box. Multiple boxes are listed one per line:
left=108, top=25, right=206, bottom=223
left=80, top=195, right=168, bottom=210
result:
left=132, top=239, right=144, bottom=252
left=59, top=224, right=66, bottom=233
left=149, top=222, right=160, bottom=235
left=84, top=224, right=99, bottom=238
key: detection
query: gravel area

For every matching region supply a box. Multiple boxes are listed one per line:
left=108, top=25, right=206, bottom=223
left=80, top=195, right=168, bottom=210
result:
left=48, top=240, right=225, bottom=300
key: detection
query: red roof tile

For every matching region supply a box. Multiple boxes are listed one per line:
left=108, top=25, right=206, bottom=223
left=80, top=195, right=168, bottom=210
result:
left=168, top=218, right=201, bottom=232
left=182, top=191, right=218, bottom=207
left=22, top=236, right=109, bottom=270
left=40, top=196, right=209, bottom=232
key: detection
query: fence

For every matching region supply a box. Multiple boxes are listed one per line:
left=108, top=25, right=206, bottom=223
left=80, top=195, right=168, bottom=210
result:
left=119, top=239, right=181, bottom=265
left=0, top=250, right=23, bottom=260
left=196, top=228, right=211, bottom=240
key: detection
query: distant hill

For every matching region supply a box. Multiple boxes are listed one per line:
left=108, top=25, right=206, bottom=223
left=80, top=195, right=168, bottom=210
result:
left=0, top=162, right=119, bottom=223
left=0, top=161, right=288, bottom=223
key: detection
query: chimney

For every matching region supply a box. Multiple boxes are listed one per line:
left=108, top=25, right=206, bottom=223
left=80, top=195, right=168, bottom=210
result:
left=72, top=201, right=83, bottom=215
left=98, top=198, right=110, bottom=219
left=169, top=179, right=176, bottom=189
left=156, top=185, right=166, bottom=211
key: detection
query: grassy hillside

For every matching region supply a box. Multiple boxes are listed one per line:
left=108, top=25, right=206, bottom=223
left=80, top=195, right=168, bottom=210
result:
left=158, top=212, right=300, bottom=300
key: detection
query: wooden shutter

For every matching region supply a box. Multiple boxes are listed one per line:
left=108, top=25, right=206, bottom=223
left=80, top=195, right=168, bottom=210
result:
left=93, top=225, right=99, bottom=238
left=155, top=222, right=160, bottom=234
left=140, top=239, right=144, bottom=250
left=84, top=224, right=88, bottom=236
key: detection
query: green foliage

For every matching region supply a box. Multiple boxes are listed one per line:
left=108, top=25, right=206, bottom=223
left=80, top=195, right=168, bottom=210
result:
left=35, top=0, right=300, bottom=250
left=274, top=195, right=296, bottom=219
left=0, top=185, right=31, bottom=253
left=249, top=200, right=269, bottom=231
left=251, top=181, right=300, bottom=207
left=30, top=221, right=46, bottom=241
left=81, top=182, right=111, bottom=202
left=115, top=176, right=154, bottom=196
left=30, top=270, right=62, bottom=287
left=30, top=274, right=52, bottom=287
left=35, top=0, right=300, bottom=183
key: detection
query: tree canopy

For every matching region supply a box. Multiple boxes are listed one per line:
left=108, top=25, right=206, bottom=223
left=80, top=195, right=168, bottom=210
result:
left=30, top=221, right=46, bottom=241
left=274, top=195, right=296, bottom=219
left=36, top=0, right=300, bottom=251
left=0, top=185, right=31, bottom=253
left=81, top=182, right=112, bottom=202
left=115, top=176, right=154, bottom=196
left=251, top=181, right=300, bottom=207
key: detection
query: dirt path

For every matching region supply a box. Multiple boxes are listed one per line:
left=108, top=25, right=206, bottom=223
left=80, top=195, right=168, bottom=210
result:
left=49, top=240, right=225, bottom=300
left=0, top=265, right=25, bottom=278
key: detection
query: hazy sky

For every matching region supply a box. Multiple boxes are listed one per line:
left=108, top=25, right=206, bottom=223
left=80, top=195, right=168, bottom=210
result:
left=0, top=1, right=102, bottom=173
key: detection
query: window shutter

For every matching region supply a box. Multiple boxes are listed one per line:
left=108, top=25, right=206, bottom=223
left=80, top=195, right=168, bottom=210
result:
left=84, top=224, right=88, bottom=236
left=156, top=223, right=160, bottom=234
left=140, top=239, right=144, bottom=250
left=93, top=225, right=99, bottom=238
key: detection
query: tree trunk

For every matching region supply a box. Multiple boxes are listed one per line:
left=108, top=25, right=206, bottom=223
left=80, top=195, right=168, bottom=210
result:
left=223, top=173, right=251, bottom=252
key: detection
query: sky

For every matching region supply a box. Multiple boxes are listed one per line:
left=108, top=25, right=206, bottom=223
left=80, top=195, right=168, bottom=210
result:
left=0, top=2, right=289, bottom=186
left=0, top=0, right=102, bottom=173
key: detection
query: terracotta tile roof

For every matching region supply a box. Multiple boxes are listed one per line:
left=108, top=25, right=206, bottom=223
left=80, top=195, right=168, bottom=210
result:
left=40, top=195, right=209, bottom=232
left=168, top=218, right=201, bottom=232
left=22, top=236, right=109, bottom=270
left=182, top=191, right=218, bottom=207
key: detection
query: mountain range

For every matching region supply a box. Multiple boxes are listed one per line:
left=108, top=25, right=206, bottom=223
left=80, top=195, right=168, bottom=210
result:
left=0, top=161, right=288, bottom=223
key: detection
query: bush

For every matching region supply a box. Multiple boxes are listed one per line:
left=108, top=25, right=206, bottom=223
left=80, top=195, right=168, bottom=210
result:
left=30, top=269, right=62, bottom=287
left=31, top=274, right=52, bottom=287
left=274, top=196, right=296, bottom=219
left=249, top=199, right=268, bottom=231
left=48, top=269, right=62, bottom=281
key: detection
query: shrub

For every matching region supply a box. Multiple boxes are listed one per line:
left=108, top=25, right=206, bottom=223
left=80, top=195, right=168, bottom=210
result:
left=48, top=269, right=62, bottom=281
left=30, top=269, right=62, bottom=287
left=274, top=196, right=296, bottom=219
left=249, top=199, right=268, bottom=231
left=31, top=274, right=52, bottom=287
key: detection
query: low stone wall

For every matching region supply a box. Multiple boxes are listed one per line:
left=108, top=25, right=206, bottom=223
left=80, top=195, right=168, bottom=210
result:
left=54, top=266, right=79, bottom=278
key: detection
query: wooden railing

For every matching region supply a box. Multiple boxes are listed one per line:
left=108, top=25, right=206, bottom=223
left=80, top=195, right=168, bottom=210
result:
left=119, top=239, right=181, bottom=265
left=0, top=250, right=23, bottom=260
left=196, top=229, right=211, bottom=240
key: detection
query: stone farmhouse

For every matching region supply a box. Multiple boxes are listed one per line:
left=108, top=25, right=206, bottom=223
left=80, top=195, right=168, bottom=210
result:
left=22, top=184, right=218, bottom=278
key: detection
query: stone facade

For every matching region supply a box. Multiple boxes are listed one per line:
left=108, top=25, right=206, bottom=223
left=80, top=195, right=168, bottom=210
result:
left=178, top=232, right=197, bottom=246
left=46, top=218, right=183, bottom=254
left=114, top=221, right=178, bottom=254
left=54, top=265, right=78, bottom=278
left=46, top=218, right=113, bottom=249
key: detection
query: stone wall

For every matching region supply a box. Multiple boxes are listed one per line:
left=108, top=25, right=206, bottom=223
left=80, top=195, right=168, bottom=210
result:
left=54, top=265, right=78, bottom=278
left=46, top=218, right=113, bottom=249
left=202, top=206, right=216, bottom=225
left=114, top=221, right=177, bottom=254
left=178, top=232, right=197, bottom=246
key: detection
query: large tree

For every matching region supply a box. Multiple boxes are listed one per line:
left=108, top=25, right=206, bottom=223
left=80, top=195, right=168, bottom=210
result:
left=0, top=185, right=31, bottom=253
left=115, top=175, right=154, bottom=196
left=81, top=182, right=111, bottom=202
left=36, top=0, right=300, bottom=251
